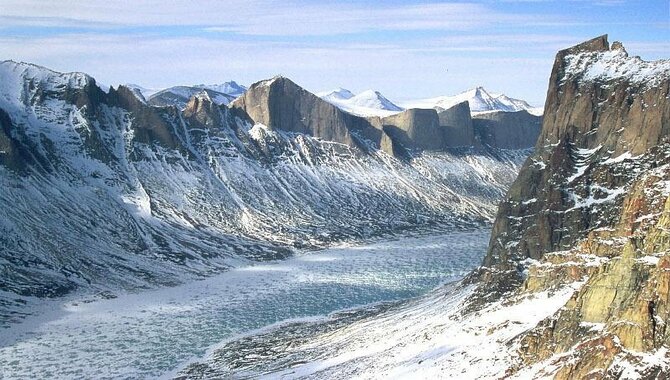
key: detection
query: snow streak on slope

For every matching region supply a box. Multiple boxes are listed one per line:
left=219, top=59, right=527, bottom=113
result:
left=317, top=88, right=403, bottom=117
left=0, top=61, right=528, bottom=325
left=401, top=87, right=540, bottom=115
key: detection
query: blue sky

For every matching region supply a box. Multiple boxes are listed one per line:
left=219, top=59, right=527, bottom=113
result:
left=0, top=0, right=667, bottom=105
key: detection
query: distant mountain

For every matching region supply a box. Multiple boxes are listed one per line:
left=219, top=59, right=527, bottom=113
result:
left=197, top=81, right=247, bottom=98
left=317, top=88, right=403, bottom=117
left=124, top=83, right=159, bottom=98
left=318, top=87, right=355, bottom=102
left=147, top=86, right=236, bottom=109
left=402, top=87, right=542, bottom=115
left=123, top=81, right=246, bottom=110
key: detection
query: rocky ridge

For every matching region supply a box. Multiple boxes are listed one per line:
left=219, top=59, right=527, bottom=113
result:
left=478, top=35, right=670, bottom=377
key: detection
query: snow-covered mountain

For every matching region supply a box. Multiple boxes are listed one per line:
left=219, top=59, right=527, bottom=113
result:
left=317, top=88, right=403, bottom=117
left=402, top=86, right=541, bottom=115
left=0, top=60, right=531, bottom=326
left=147, top=86, right=236, bottom=109
left=124, top=83, right=159, bottom=98
left=197, top=81, right=247, bottom=98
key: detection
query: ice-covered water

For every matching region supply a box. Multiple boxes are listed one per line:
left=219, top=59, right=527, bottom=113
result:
left=0, top=230, right=488, bottom=379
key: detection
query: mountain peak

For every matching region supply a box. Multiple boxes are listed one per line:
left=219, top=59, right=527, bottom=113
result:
left=317, top=88, right=402, bottom=116
left=559, top=34, right=609, bottom=56
left=401, top=87, right=534, bottom=114
left=317, top=88, right=355, bottom=101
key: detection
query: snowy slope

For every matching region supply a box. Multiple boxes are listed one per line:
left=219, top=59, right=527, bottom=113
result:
left=317, top=88, right=403, bottom=117
left=175, top=282, right=581, bottom=379
left=198, top=81, right=247, bottom=97
left=124, top=83, right=159, bottom=98
left=402, top=87, right=540, bottom=115
left=0, top=60, right=528, bottom=325
left=147, top=85, right=236, bottom=108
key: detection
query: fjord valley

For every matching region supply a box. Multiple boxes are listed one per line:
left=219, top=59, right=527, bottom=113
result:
left=0, top=50, right=536, bottom=377
left=1, top=32, right=669, bottom=380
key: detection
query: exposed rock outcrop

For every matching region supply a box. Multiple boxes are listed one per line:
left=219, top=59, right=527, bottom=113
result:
left=437, top=101, right=475, bottom=148
left=473, top=35, right=670, bottom=377
left=231, top=76, right=391, bottom=155
left=472, top=110, right=541, bottom=149
left=381, top=108, right=443, bottom=151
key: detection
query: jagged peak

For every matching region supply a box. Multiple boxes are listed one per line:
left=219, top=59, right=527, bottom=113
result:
left=193, top=89, right=212, bottom=102
left=0, top=59, right=95, bottom=88
left=610, top=41, right=628, bottom=56
left=116, top=84, right=147, bottom=103
left=561, top=38, right=670, bottom=87
left=559, top=34, right=609, bottom=56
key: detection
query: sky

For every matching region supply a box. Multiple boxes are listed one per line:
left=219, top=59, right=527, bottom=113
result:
left=0, top=1, right=668, bottom=106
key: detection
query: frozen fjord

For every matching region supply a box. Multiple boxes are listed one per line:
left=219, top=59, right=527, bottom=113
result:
left=0, top=230, right=488, bottom=379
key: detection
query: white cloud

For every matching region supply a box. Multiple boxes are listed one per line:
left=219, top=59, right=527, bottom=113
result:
left=0, top=32, right=553, bottom=104
left=0, top=1, right=536, bottom=36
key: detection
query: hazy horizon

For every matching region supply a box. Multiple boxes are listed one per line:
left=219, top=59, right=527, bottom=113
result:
left=1, top=0, right=668, bottom=106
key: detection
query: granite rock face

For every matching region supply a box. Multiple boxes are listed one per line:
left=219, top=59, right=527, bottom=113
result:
left=381, top=108, right=444, bottom=151
left=234, top=78, right=539, bottom=156
left=231, top=76, right=388, bottom=155
left=483, top=34, right=670, bottom=273
left=472, top=110, right=541, bottom=149
left=473, top=35, right=670, bottom=377
left=437, top=101, right=475, bottom=148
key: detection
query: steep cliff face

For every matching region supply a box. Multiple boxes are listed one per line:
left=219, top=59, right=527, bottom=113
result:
left=231, top=76, right=388, bottom=154
left=381, top=108, right=444, bottom=151
left=483, top=35, right=670, bottom=274
left=437, top=101, right=475, bottom=148
left=476, top=35, right=670, bottom=377
left=472, top=110, right=542, bottom=149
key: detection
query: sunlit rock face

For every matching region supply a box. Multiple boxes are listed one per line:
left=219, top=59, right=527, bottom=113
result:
left=474, top=35, right=670, bottom=378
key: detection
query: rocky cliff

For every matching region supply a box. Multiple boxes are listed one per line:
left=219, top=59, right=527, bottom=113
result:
left=476, top=35, right=670, bottom=377
left=437, top=101, right=475, bottom=148
left=231, top=76, right=389, bottom=155
left=234, top=78, right=540, bottom=156
left=381, top=108, right=444, bottom=151
left=472, top=109, right=542, bottom=149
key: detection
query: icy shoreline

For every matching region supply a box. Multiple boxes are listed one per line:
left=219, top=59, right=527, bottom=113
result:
left=0, top=229, right=489, bottom=379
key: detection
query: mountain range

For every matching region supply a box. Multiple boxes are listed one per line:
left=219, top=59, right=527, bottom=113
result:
left=1, top=33, right=668, bottom=379
left=318, top=86, right=541, bottom=117
left=401, top=86, right=542, bottom=115
left=125, top=81, right=248, bottom=110
left=0, top=60, right=539, bottom=326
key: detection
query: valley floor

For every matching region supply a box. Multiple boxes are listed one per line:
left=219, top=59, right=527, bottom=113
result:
left=174, top=269, right=579, bottom=380
left=0, top=229, right=488, bottom=379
